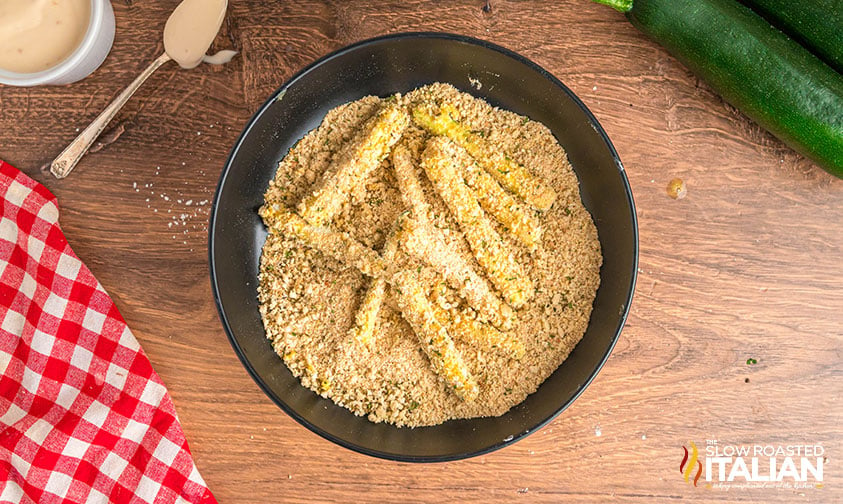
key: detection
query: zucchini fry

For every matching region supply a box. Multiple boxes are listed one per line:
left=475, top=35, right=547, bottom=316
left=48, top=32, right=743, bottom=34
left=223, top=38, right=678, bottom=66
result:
left=298, top=104, right=409, bottom=226
left=348, top=228, right=400, bottom=346
left=392, top=144, right=431, bottom=219
left=450, top=313, right=525, bottom=360
left=421, top=137, right=534, bottom=308
left=427, top=285, right=525, bottom=360
left=464, top=161, right=542, bottom=251
left=260, top=203, right=388, bottom=279
left=412, top=103, right=556, bottom=211
left=396, top=215, right=515, bottom=330
left=392, top=270, right=479, bottom=401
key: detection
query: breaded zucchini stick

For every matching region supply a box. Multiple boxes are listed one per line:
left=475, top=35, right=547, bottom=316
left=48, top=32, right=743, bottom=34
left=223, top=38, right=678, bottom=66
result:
left=421, top=137, right=534, bottom=308
left=392, top=144, right=431, bottom=219
left=348, top=228, right=400, bottom=346
left=396, top=215, right=515, bottom=330
left=464, top=161, right=542, bottom=251
left=392, top=270, right=479, bottom=401
left=298, top=104, right=409, bottom=226
left=260, top=203, right=388, bottom=279
left=412, top=103, right=556, bottom=211
left=426, top=286, right=525, bottom=360
left=450, top=312, right=525, bottom=360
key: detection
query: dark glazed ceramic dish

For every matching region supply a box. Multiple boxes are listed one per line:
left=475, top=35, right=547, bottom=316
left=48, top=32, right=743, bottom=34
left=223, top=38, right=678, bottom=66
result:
left=210, top=32, right=638, bottom=462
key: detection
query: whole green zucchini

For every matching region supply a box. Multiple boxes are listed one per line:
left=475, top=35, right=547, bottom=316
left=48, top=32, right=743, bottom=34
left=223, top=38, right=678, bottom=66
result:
left=593, top=0, right=843, bottom=178
left=740, top=0, right=843, bottom=74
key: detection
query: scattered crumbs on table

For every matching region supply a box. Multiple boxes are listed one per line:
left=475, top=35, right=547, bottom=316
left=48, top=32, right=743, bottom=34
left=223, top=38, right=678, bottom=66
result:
left=744, top=377, right=750, bottom=383
left=641, top=434, right=647, bottom=440
left=134, top=166, right=214, bottom=242
left=517, top=488, right=529, bottom=494
left=595, top=426, right=602, bottom=437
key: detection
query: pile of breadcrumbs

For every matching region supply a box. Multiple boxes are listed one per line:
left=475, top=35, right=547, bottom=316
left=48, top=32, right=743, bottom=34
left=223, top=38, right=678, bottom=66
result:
left=258, top=83, right=602, bottom=427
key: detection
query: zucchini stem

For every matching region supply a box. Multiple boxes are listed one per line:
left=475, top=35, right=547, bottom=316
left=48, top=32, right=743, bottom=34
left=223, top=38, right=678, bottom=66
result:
left=592, top=0, right=633, bottom=12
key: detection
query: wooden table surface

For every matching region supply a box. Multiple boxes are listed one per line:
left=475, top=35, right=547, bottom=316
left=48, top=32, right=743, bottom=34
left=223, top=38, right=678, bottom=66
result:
left=2, top=1, right=841, bottom=502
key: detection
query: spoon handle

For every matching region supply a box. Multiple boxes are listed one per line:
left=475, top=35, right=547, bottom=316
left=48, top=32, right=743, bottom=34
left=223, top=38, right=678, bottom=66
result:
left=50, top=52, right=173, bottom=179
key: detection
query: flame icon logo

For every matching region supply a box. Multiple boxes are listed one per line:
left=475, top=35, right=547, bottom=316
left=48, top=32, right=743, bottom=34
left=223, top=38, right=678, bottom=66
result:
left=680, top=441, right=703, bottom=486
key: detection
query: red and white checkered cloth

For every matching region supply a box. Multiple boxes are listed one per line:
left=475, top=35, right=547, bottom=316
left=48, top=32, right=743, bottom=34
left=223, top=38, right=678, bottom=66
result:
left=0, top=161, right=216, bottom=503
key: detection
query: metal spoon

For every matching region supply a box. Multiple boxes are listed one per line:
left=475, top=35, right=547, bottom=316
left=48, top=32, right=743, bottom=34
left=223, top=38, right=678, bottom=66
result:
left=50, top=0, right=232, bottom=179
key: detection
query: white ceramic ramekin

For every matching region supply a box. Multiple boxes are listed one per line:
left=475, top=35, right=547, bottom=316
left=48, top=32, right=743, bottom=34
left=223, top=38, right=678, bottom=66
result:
left=0, top=0, right=115, bottom=87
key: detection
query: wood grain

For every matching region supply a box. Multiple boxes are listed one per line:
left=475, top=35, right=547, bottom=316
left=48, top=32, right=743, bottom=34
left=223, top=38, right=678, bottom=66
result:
left=1, top=1, right=841, bottom=502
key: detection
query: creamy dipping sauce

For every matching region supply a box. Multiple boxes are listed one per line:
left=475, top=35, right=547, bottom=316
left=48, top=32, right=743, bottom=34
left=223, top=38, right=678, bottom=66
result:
left=0, top=0, right=91, bottom=74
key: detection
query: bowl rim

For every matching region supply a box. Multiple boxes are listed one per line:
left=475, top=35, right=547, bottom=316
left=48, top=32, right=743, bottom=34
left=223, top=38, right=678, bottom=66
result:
left=209, top=31, right=639, bottom=462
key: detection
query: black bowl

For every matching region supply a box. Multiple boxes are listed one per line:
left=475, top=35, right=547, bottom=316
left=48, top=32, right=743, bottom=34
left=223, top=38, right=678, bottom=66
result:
left=210, top=33, right=638, bottom=462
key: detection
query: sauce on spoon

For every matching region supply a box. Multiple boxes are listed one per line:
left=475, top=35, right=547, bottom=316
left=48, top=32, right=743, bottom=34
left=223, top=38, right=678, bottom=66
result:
left=163, top=0, right=228, bottom=69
